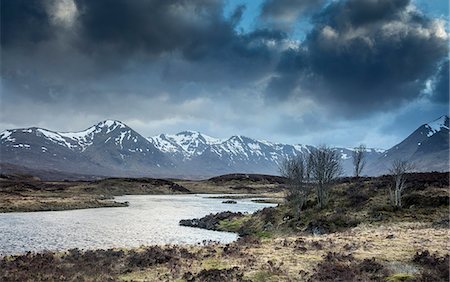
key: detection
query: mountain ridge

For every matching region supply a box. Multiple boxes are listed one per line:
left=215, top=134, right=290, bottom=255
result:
left=1, top=116, right=448, bottom=178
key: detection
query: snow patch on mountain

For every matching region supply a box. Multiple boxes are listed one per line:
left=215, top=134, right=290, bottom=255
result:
left=0, top=131, right=15, bottom=142
left=425, top=115, right=449, bottom=137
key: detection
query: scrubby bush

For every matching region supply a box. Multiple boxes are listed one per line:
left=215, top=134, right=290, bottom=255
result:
left=309, top=252, right=388, bottom=281
left=182, top=266, right=249, bottom=282
left=413, top=250, right=449, bottom=281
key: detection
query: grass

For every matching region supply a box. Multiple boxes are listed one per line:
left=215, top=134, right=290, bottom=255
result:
left=201, top=258, right=231, bottom=270
left=217, top=217, right=249, bottom=232
left=386, top=273, right=415, bottom=281
left=251, top=270, right=275, bottom=282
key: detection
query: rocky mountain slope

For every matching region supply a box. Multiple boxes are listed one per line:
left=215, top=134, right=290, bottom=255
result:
left=367, top=115, right=449, bottom=174
left=1, top=116, right=448, bottom=178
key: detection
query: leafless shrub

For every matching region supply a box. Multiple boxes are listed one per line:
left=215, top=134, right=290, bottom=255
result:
left=308, top=146, right=343, bottom=209
left=279, top=155, right=311, bottom=218
left=352, top=144, right=366, bottom=177
left=388, top=160, right=414, bottom=208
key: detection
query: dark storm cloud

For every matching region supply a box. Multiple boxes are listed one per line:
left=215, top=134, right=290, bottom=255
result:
left=1, top=0, right=53, bottom=47
left=1, top=0, right=289, bottom=105
left=1, top=0, right=287, bottom=87
left=314, top=0, right=410, bottom=27
left=431, top=60, right=449, bottom=105
left=266, top=0, right=449, bottom=115
left=73, top=0, right=287, bottom=84
left=74, top=0, right=226, bottom=57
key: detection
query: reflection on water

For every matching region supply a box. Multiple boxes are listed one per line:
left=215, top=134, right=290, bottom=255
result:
left=0, top=194, right=276, bottom=255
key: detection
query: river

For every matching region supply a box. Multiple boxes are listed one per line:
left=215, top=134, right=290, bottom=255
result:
left=0, top=194, right=276, bottom=256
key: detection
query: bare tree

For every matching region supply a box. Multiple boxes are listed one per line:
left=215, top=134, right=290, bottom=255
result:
left=388, top=160, right=414, bottom=208
left=279, top=155, right=311, bottom=219
left=352, top=144, right=366, bottom=178
left=308, top=146, right=342, bottom=209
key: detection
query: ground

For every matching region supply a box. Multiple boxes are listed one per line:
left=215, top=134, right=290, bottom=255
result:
left=0, top=172, right=448, bottom=281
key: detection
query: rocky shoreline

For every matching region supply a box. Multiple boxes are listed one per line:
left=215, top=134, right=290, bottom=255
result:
left=179, top=211, right=244, bottom=231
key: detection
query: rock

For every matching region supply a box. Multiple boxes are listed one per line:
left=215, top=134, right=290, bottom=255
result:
left=222, top=200, right=237, bottom=204
left=179, top=211, right=244, bottom=231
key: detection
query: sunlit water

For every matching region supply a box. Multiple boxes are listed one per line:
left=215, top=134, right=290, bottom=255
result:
left=0, top=194, right=276, bottom=256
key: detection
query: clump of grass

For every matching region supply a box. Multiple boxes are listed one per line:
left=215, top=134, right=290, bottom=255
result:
left=251, top=270, right=274, bottom=282
left=385, top=273, right=415, bottom=281
left=217, top=217, right=248, bottom=232
left=256, top=231, right=273, bottom=239
left=201, top=258, right=230, bottom=270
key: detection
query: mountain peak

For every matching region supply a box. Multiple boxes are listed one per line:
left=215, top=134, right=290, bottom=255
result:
left=96, top=120, right=127, bottom=129
left=425, top=115, right=449, bottom=137
left=174, top=131, right=222, bottom=145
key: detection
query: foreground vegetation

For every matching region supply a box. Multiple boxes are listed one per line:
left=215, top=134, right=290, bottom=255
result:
left=1, top=172, right=448, bottom=281
left=1, top=223, right=448, bottom=281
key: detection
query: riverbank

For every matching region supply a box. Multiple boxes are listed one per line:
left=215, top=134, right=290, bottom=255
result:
left=0, top=173, right=284, bottom=213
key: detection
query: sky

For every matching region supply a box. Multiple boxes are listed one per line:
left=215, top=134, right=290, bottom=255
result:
left=1, top=0, right=448, bottom=149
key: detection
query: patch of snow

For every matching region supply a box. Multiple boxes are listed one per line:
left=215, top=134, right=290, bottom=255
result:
left=341, top=153, right=350, bottom=160
left=37, top=129, right=75, bottom=149
left=425, top=115, right=449, bottom=137
left=0, top=130, right=16, bottom=142
left=201, top=133, right=223, bottom=145
left=148, top=135, right=180, bottom=153
left=12, top=144, right=30, bottom=148
left=248, top=142, right=261, bottom=151
left=115, top=131, right=128, bottom=149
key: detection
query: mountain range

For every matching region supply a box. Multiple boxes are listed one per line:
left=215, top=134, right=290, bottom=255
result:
left=1, top=116, right=448, bottom=179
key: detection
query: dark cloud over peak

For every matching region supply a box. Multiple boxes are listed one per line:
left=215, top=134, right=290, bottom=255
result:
left=265, top=0, right=449, bottom=115
left=1, top=0, right=53, bottom=47
left=315, top=0, right=411, bottom=28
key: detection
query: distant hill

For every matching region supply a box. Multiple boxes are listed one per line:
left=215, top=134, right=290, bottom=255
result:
left=1, top=116, right=448, bottom=178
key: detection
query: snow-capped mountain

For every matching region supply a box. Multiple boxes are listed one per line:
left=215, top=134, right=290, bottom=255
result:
left=0, top=120, right=171, bottom=177
left=148, top=131, right=223, bottom=159
left=1, top=116, right=448, bottom=178
left=368, top=115, right=449, bottom=174
left=148, top=132, right=310, bottom=173
left=147, top=132, right=385, bottom=176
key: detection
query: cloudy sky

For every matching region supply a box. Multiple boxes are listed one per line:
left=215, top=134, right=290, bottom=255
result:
left=1, top=0, right=448, bottom=149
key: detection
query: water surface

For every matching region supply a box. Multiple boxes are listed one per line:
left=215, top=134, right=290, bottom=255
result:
left=0, top=194, right=276, bottom=256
